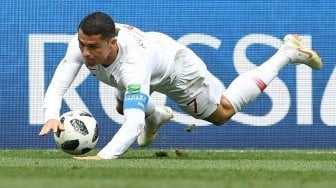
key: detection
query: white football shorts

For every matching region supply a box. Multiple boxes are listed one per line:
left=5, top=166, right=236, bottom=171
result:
left=155, top=48, right=224, bottom=119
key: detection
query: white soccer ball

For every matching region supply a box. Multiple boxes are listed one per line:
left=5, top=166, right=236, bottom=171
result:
left=54, top=110, right=99, bottom=155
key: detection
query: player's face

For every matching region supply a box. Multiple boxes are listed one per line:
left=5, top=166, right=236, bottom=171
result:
left=78, top=29, right=116, bottom=67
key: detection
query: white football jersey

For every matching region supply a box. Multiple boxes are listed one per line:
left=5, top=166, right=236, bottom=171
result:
left=44, top=24, right=186, bottom=120
left=43, top=24, right=188, bottom=159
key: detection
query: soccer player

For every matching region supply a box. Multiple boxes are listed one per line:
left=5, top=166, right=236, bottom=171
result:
left=38, top=12, right=322, bottom=160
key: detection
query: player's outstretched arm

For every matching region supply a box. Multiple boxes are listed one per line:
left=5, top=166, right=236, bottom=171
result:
left=38, top=119, right=65, bottom=136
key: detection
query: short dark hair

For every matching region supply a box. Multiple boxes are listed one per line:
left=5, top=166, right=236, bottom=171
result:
left=78, top=12, right=116, bottom=40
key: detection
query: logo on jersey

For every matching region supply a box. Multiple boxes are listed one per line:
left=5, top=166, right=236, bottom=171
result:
left=126, top=84, right=141, bottom=94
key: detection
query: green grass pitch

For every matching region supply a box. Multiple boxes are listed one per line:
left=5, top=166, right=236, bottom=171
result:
left=1, top=149, right=336, bottom=188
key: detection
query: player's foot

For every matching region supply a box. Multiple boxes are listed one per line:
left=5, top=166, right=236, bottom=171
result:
left=137, top=106, right=173, bottom=147
left=280, top=34, right=322, bottom=70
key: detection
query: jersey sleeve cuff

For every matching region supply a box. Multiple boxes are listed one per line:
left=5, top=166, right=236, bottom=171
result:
left=44, top=110, right=60, bottom=123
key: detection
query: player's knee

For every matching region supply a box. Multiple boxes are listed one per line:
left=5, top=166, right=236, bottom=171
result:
left=212, top=120, right=225, bottom=126
left=204, top=111, right=232, bottom=125
left=204, top=96, right=235, bottom=126
left=211, top=116, right=230, bottom=126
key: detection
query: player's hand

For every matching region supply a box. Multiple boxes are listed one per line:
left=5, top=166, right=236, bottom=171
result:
left=73, top=155, right=103, bottom=160
left=39, top=119, right=65, bottom=136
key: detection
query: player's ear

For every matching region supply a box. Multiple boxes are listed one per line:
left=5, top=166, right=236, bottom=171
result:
left=109, top=38, right=117, bottom=48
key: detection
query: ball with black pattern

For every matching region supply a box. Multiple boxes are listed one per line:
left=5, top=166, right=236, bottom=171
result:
left=54, top=110, right=99, bottom=155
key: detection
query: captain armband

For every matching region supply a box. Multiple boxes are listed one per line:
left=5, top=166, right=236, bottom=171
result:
left=123, top=84, right=149, bottom=112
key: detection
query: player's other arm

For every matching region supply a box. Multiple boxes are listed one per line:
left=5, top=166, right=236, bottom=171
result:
left=39, top=34, right=84, bottom=136
left=39, top=58, right=82, bottom=136
left=74, top=105, right=146, bottom=160
left=96, top=83, right=149, bottom=159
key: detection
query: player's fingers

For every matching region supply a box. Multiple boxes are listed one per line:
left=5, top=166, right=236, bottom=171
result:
left=58, top=123, right=65, bottom=131
left=38, top=126, right=50, bottom=136
left=51, top=123, right=62, bottom=133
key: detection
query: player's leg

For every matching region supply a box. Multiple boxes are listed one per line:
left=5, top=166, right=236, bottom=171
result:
left=205, top=34, right=322, bottom=125
left=136, top=98, right=173, bottom=147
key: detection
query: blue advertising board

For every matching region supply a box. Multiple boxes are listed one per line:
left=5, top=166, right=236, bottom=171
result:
left=1, top=0, right=336, bottom=149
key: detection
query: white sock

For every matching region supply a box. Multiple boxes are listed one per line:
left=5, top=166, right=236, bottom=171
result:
left=144, top=98, right=161, bottom=126
left=223, top=51, right=290, bottom=112
left=145, top=108, right=162, bottom=127
left=270, top=49, right=292, bottom=72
